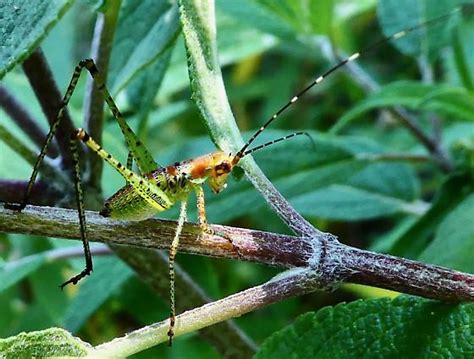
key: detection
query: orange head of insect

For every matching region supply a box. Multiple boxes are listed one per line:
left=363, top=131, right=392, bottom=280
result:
left=207, top=151, right=234, bottom=193
left=189, top=151, right=234, bottom=193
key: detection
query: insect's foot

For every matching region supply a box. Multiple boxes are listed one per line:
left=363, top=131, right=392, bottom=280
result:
left=200, top=224, right=214, bottom=236
left=59, top=267, right=92, bottom=290
left=204, top=226, right=244, bottom=260
left=99, top=203, right=111, bottom=217
left=4, top=202, right=26, bottom=212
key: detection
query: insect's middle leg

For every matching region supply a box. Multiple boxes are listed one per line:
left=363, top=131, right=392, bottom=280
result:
left=168, top=200, right=188, bottom=346
left=195, top=186, right=243, bottom=259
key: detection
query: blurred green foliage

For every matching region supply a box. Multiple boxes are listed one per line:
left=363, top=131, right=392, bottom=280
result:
left=1, top=0, right=474, bottom=357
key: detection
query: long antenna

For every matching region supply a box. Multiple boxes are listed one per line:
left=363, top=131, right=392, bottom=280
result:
left=242, top=131, right=314, bottom=157
left=231, top=8, right=460, bottom=165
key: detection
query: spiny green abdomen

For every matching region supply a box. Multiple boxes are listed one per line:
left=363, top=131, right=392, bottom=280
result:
left=100, top=184, right=169, bottom=220
left=100, top=170, right=193, bottom=221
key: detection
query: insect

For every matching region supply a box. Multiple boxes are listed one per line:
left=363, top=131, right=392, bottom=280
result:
left=3, top=7, right=461, bottom=345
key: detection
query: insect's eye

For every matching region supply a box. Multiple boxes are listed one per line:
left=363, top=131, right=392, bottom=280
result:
left=215, top=161, right=231, bottom=176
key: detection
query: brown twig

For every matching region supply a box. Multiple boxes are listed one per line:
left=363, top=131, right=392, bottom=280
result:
left=0, top=86, right=59, bottom=157
left=0, top=180, right=62, bottom=206
left=22, top=49, right=78, bottom=169
left=83, top=2, right=122, bottom=193
left=1, top=204, right=473, bottom=302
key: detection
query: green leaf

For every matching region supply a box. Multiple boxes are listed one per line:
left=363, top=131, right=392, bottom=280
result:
left=82, top=0, right=106, bottom=12
left=0, top=0, right=75, bottom=79
left=292, top=183, right=425, bottom=221
left=419, top=193, right=474, bottom=273
left=450, top=17, right=474, bottom=90
left=0, top=254, right=47, bottom=293
left=259, top=135, right=423, bottom=221
left=108, top=0, right=180, bottom=94
left=330, top=81, right=474, bottom=133
left=420, top=87, right=474, bottom=122
left=377, top=0, right=459, bottom=59
left=390, top=171, right=474, bottom=258
left=63, top=257, right=133, bottom=332
left=0, top=327, right=90, bottom=357
left=31, top=262, right=70, bottom=324
left=127, top=47, right=174, bottom=138
left=255, top=0, right=334, bottom=36
left=348, top=162, right=420, bottom=201
left=216, top=0, right=295, bottom=39
left=256, top=297, right=474, bottom=359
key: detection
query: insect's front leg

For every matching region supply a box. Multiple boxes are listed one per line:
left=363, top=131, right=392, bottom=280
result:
left=195, top=185, right=212, bottom=234
left=194, top=186, right=243, bottom=259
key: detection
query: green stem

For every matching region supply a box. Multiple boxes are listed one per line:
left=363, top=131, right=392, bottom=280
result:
left=178, top=0, right=320, bottom=238
left=90, top=268, right=316, bottom=357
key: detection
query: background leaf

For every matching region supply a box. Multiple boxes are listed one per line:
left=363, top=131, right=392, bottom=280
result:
left=420, top=193, right=474, bottom=273
left=331, top=81, right=474, bottom=133
left=0, top=0, right=75, bottom=78
left=1, top=0, right=474, bottom=356
left=63, top=257, right=133, bottom=333
left=108, top=0, right=180, bottom=94
left=390, top=171, right=474, bottom=258
left=377, top=0, right=460, bottom=58
left=256, top=296, right=474, bottom=359
left=0, top=254, right=47, bottom=293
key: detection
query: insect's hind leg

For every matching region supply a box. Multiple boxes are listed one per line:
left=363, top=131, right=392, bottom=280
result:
left=195, top=186, right=243, bottom=259
left=4, top=59, right=95, bottom=288
left=4, top=60, right=88, bottom=212
left=60, top=134, right=92, bottom=288
left=79, top=59, right=160, bottom=175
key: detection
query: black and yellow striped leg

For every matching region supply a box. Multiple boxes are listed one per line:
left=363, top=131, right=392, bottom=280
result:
left=60, top=137, right=92, bottom=289
left=4, top=60, right=87, bottom=212
left=4, top=59, right=165, bottom=288
left=195, top=185, right=210, bottom=232
left=4, top=59, right=96, bottom=287
left=168, top=200, right=188, bottom=346
left=126, top=151, right=134, bottom=171
left=78, top=59, right=160, bottom=174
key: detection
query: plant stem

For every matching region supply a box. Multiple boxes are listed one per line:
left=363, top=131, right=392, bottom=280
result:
left=1, top=204, right=473, bottom=303
left=0, top=180, right=61, bottom=206
left=22, top=49, right=78, bottom=169
left=329, top=243, right=474, bottom=302
left=91, top=267, right=317, bottom=357
left=83, top=1, right=122, bottom=193
left=112, top=246, right=257, bottom=357
left=0, top=86, right=59, bottom=157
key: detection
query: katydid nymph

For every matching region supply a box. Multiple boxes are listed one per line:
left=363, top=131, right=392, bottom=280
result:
left=3, top=8, right=460, bottom=345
